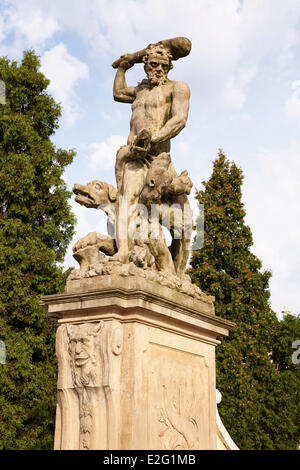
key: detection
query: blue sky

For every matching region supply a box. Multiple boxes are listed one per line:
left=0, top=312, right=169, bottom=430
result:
left=0, top=0, right=300, bottom=318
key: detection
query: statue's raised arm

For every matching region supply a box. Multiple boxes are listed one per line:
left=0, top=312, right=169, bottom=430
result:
left=113, top=37, right=191, bottom=105
left=112, top=36, right=191, bottom=69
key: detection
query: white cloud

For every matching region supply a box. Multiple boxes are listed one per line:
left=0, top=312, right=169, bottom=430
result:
left=88, top=135, right=126, bottom=170
left=2, top=0, right=300, bottom=316
left=100, top=111, right=112, bottom=121
left=82, top=0, right=300, bottom=110
left=0, top=16, right=5, bottom=42
left=4, top=0, right=59, bottom=47
left=285, top=80, right=300, bottom=124
left=244, top=141, right=300, bottom=315
left=2, top=0, right=300, bottom=111
left=221, top=77, right=246, bottom=110
left=41, top=43, right=89, bottom=127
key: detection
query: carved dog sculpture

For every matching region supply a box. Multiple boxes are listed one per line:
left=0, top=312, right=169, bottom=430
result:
left=73, top=180, right=117, bottom=237
left=139, top=152, right=193, bottom=204
left=72, top=182, right=118, bottom=269
left=139, top=153, right=193, bottom=277
left=72, top=162, right=193, bottom=277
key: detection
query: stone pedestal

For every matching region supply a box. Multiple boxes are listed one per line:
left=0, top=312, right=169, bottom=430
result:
left=40, top=276, right=234, bottom=450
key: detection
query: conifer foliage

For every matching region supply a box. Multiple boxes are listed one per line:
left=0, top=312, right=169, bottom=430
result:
left=0, top=51, right=76, bottom=449
left=189, top=151, right=298, bottom=449
left=271, top=314, right=300, bottom=448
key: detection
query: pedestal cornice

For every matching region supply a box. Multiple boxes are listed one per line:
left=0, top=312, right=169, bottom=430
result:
left=40, top=276, right=235, bottom=346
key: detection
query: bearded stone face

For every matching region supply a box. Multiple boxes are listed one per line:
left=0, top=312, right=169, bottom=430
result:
left=67, top=323, right=102, bottom=370
left=145, top=54, right=170, bottom=87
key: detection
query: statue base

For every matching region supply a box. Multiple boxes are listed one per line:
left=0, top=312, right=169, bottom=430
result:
left=40, top=276, right=234, bottom=450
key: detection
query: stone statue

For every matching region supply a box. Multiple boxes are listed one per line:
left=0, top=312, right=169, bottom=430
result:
left=41, top=39, right=230, bottom=453
left=69, top=37, right=205, bottom=300
left=112, top=39, right=191, bottom=266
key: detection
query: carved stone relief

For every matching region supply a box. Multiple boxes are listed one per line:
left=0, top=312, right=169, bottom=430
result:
left=55, top=320, right=123, bottom=450
left=143, top=343, right=211, bottom=450
left=158, top=384, right=200, bottom=450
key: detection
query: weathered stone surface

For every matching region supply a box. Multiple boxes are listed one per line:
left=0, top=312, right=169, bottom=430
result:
left=112, top=37, right=192, bottom=69
left=71, top=37, right=194, bottom=282
left=67, top=258, right=211, bottom=302
left=40, top=279, right=234, bottom=450
left=41, top=37, right=236, bottom=451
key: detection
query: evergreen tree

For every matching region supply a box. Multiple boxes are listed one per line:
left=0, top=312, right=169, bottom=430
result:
left=0, top=51, right=76, bottom=449
left=271, top=314, right=300, bottom=449
left=272, top=314, right=300, bottom=372
left=189, top=150, right=298, bottom=449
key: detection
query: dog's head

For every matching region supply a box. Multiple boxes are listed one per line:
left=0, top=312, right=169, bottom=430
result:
left=140, top=153, right=172, bottom=204
left=73, top=181, right=117, bottom=208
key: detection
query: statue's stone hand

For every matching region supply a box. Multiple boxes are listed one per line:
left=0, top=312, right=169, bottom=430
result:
left=129, top=128, right=152, bottom=160
left=129, top=145, right=149, bottom=160
left=134, top=128, right=152, bottom=149
left=113, top=53, right=135, bottom=70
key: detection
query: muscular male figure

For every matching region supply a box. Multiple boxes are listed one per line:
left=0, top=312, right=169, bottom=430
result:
left=112, top=43, right=190, bottom=263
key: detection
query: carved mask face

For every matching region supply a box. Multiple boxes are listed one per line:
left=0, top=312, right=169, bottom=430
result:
left=145, top=55, right=170, bottom=87
left=67, top=323, right=102, bottom=369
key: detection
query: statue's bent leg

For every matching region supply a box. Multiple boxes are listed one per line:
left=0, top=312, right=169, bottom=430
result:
left=148, top=218, right=176, bottom=275
left=115, top=143, right=149, bottom=193
left=111, top=160, right=148, bottom=263
left=115, top=145, right=131, bottom=193
left=170, top=235, right=191, bottom=278
left=168, top=196, right=193, bottom=278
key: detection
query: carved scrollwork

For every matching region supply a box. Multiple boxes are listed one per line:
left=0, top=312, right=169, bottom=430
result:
left=158, top=384, right=199, bottom=450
